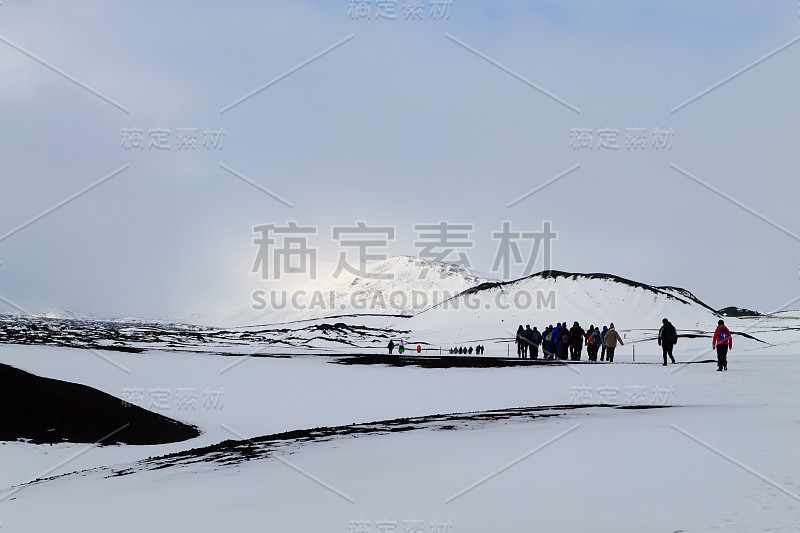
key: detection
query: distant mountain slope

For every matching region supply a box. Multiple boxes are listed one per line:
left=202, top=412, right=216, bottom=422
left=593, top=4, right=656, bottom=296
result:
left=406, top=270, right=723, bottom=343
left=233, top=256, right=494, bottom=326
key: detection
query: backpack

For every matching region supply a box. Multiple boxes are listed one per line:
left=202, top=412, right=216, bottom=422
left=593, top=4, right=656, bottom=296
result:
left=532, top=330, right=541, bottom=343
left=544, top=332, right=552, bottom=342
left=560, top=332, right=570, bottom=345
left=589, top=331, right=601, bottom=346
left=718, top=329, right=730, bottom=343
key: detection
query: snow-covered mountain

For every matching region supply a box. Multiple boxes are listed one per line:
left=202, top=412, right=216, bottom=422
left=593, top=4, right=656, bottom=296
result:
left=232, top=255, right=494, bottom=326
left=405, top=270, right=725, bottom=345
left=6, top=268, right=797, bottom=356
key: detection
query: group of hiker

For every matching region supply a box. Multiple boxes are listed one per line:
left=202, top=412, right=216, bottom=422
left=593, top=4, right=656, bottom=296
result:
left=658, top=317, right=732, bottom=370
left=387, top=339, right=404, bottom=354
left=386, top=317, right=734, bottom=370
left=513, top=317, right=733, bottom=369
left=515, top=322, right=624, bottom=362
left=448, top=345, right=485, bottom=355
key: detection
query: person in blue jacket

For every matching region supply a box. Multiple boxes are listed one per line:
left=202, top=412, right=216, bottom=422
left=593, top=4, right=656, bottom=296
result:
left=600, top=326, right=609, bottom=361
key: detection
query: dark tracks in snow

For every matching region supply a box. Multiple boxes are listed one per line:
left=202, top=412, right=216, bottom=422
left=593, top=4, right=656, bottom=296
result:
left=128, top=404, right=670, bottom=474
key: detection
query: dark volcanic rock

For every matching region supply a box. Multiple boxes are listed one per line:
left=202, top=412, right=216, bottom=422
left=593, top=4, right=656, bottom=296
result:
left=0, top=364, right=200, bottom=445
left=717, top=306, right=761, bottom=317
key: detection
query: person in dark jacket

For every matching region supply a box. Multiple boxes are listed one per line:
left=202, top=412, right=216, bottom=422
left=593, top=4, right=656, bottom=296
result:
left=529, top=326, right=541, bottom=359
left=712, top=319, right=732, bottom=371
left=524, top=325, right=534, bottom=359
left=586, top=327, right=603, bottom=361
left=515, top=325, right=525, bottom=358
left=557, top=324, right=571, bottom=360
left=569, top=322, right=586, bottom=361
left=388, top=340, right=395, bottom=354
left=658, top=318, right=678, bottom=365
left=542, top=325, right=555, bottom=359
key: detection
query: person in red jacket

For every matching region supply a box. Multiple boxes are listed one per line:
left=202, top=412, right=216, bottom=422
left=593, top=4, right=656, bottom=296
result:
left=712, top=319, right=732, bottom=371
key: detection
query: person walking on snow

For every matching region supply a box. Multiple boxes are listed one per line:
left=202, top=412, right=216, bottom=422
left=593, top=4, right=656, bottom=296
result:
left=587, top=327, right=602, bottom=361
left=530, top=326, right=541, bottom=359
left=524, top=325, right=534, bottom=359
left=569, top=321, right=585, bottom=361
left=557, top=324, right=571, bottom=360
left=603, top=323, right=624, bottom=362
left=515, top=325, right=525, bottom=358
left=552, top=323, right=563, bottom=357
left=712, top=319, right=732, bottom=371
left=600, top=326, right=609, bottom=361
left=542, top=325, right=555, bottom=360
left=658, top=318, right=678, bottom=365
left=388, top=339, right=395, bottom=355
left=585, top=325, right=595, bottom=345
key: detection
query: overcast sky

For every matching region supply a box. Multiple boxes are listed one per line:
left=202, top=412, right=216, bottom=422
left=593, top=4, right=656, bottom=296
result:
left=0, top=1, right=798, bottom=322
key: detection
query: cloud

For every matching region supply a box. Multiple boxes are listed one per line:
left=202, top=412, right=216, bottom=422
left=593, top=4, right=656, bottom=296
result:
left=0, top=0, right=797, bottom=320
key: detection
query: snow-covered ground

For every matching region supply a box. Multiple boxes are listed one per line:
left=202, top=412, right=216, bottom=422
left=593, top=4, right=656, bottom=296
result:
left=2, top=268, right=799, bottom=531
left=1, top=339, right=800, bottom=532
